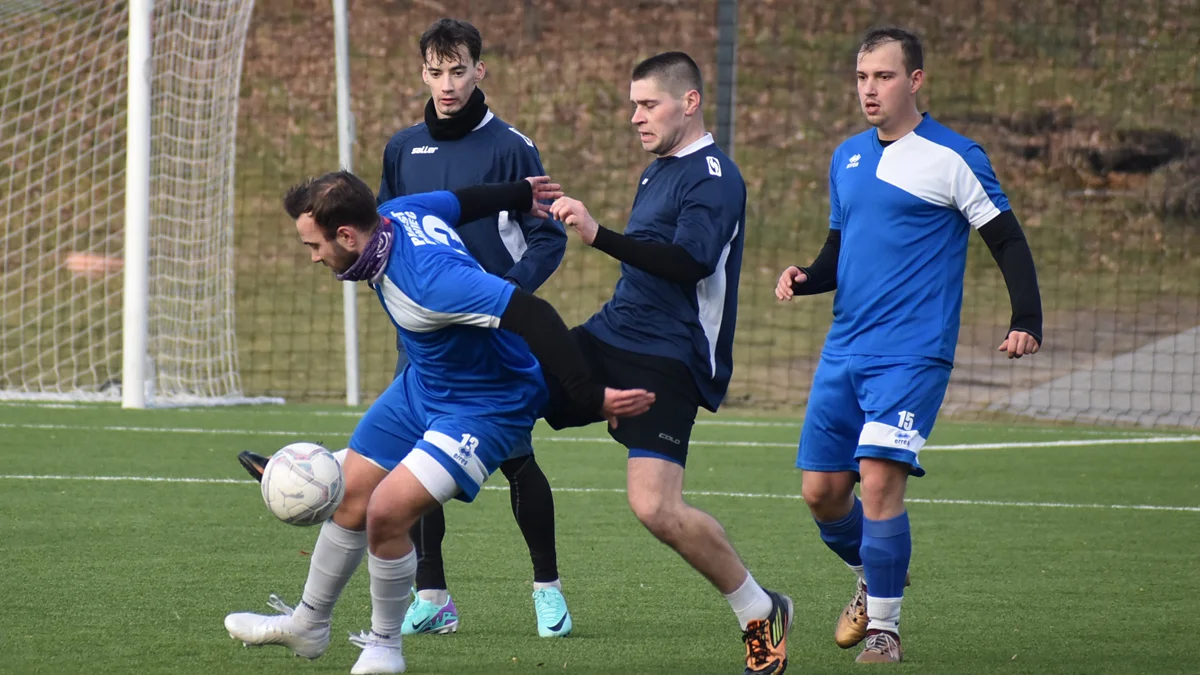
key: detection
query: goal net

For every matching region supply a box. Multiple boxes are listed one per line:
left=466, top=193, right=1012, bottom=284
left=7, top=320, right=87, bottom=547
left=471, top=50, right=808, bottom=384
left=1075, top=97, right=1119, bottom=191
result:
left=0, top=0, right=279, bottom=405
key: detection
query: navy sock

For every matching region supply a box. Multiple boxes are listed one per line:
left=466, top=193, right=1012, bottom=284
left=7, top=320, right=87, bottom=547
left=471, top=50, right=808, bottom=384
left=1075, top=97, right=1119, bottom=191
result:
left=815, top=496, right=864, bottom=567
left=860, top=511, right=911, bottom=599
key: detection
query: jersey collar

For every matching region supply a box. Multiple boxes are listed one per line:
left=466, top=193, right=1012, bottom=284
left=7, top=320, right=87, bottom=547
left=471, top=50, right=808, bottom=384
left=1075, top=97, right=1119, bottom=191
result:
left=872, top=112, right=931, bottom=153
left=672, top=132, right=715, bottom=157
left=472, top=110, right=494, bottom=132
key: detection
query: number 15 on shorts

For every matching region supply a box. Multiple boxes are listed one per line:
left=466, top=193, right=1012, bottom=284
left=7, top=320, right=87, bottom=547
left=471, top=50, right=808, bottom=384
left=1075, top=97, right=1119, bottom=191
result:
left=897, top=410, right=914, bottom=431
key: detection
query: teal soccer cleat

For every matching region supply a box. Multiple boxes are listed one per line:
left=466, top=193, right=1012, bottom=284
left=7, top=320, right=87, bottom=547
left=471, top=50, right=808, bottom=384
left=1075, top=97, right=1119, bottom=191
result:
left=533, top=587, right=572, bottom=638
left=402, top=594, right=459, bottom=635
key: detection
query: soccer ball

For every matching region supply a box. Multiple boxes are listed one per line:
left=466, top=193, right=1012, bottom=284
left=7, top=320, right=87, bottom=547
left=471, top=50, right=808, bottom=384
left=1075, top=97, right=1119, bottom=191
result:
left=260, top=442, right=346, bottom=526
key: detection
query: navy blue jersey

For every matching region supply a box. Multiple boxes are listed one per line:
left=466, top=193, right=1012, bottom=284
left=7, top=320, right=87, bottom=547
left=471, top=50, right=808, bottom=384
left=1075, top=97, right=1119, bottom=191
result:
left=372, top=191, right=548, bottom=419
left=378, top=112, right=566, bottom=292
left=584, top=134, right=746, bottom=412
left=825, top=113, right=1010, bottom=363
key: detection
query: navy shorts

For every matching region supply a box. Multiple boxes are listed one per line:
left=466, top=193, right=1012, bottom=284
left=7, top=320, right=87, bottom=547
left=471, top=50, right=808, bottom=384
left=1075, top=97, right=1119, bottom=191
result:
left=542, top=327, right=700, bottom=467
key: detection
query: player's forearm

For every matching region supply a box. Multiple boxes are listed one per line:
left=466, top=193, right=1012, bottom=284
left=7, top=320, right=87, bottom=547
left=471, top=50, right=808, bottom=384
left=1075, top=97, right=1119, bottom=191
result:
left=452, top=181, right=533, bottom=225
left=793, top=229, right=841, bottom=295
left=498, top=289, right=605, bottom=415
left=503, top=221, right=567, bottom=291
left=591, top=225, right=710, bottom=284
left=978, top=210, right=1043, bottom=342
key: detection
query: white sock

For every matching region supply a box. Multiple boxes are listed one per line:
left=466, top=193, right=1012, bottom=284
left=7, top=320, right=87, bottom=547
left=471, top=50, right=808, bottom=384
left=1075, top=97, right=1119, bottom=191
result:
left=293, top=520, right=366, bottom=626
left=849, top=564, right=866, bottom=585
left=865, top=595, right=902, bottom=635
left=533, top=579, right=562, bottom=592
left=416, top=588, right=449, bottom=606
left=723, top=573, right=773, bottom=630
left=369, top=550, right=418, bottom=639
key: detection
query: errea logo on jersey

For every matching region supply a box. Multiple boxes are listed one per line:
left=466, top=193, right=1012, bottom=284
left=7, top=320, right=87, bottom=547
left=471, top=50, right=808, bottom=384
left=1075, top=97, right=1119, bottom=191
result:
left=411, top=145, right=437, bottom=155
left=846, top=153, right=861, bottom=169
left=706, top=156, right=722, bottom=177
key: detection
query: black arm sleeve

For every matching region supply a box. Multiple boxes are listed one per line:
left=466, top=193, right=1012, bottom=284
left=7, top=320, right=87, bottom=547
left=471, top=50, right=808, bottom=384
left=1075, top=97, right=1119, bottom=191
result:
left=792, top=229, right=841, bottom=295
left=499, top=289, right=605, bottom=416
left=451, top=181, right=533, bottom=225
left=977, top=209, right=1043, bottom=343
left=591, top=225, right=711, bottom=284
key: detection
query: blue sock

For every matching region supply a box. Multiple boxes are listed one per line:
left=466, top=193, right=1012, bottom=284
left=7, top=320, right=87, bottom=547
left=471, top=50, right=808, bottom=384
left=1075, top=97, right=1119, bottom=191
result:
left=860, top=511, right=911, bottom=599
left=815, top=496, right=864, bottom=567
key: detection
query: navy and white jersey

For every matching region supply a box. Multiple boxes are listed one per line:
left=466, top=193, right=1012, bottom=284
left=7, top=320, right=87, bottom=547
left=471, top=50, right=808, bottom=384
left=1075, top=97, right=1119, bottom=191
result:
left=824, top=113, right=1010, bottom=363
left=585, top=134, right=747, bottom=412
left=372, top=191, right=548, bottom=419
left=378, top=112, right=566, bottom=292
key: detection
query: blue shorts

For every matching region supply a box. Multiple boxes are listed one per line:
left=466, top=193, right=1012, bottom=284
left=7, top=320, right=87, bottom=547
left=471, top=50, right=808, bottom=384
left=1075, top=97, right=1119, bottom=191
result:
left=796, top=353, right=951, bottom=477
left=350, top=371, right=535, bottom=502
left=393, top=338, right=533, bottom=460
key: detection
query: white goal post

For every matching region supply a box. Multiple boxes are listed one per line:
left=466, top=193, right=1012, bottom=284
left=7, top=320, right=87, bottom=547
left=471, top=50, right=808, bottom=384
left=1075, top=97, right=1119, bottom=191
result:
left=0, top=0, right=282, bottom=407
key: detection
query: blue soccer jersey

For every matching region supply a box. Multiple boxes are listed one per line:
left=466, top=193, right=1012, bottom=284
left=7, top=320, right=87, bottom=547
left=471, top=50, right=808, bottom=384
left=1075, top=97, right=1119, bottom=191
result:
left=584, top=134, right=746, bottom=412
left=823, top=113, right=1010, bottom=363
left=371, top=191, right=548, bottom=420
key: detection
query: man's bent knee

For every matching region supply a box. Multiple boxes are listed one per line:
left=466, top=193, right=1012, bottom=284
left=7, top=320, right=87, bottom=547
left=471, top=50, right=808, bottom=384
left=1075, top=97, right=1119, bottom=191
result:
left=626, top=456, right=688, bottom=540
left=628, top=488, right=687, bottom=542
left=857, top=458, right=908, bottom=520
left=330, top=449, right=387, bottom=531
left=365, top=491, right=414, bottom=546
left=801, top=470, right=858, bottom=521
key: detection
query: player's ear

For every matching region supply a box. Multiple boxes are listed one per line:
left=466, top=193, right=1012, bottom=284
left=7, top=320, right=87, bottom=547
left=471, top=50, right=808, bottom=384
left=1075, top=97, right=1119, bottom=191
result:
left=474, top=60, right=486, bottom=84
left=909, top=68, right=924, bottom=95
left=421, top=65, right=431, bottom=86
left=684, top=89, right=701, bottom=116
left=335, top=225, right=355, bottom=248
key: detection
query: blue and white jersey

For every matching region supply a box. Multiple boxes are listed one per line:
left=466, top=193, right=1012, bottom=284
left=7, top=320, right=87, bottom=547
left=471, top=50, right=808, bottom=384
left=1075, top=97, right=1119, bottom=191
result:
left=372, top=191, right=548, bottom=419
left=824, top=113, right=1010, bottom=363
left=584, top=133, right=746, bottom=412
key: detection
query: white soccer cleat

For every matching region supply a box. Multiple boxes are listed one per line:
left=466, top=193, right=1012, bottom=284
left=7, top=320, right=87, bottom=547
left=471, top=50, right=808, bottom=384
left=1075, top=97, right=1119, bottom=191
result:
left=349, top=630, right=406, bottom=674
left=224, top=593, right=330, bottom=659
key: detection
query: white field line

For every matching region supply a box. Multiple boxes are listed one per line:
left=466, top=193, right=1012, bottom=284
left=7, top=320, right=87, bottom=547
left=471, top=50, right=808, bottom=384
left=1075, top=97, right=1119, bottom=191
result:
left=1, top=473, right=1197, bottom=513
left=1, top=421, right=1198, bottom=453
left=0, top=402, right=1186, bottom=437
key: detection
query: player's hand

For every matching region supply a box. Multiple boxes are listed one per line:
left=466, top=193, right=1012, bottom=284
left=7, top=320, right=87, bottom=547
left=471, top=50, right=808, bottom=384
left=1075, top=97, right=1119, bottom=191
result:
left=775, top=266, right=807, bottom=301
left=549, top=197, right=599, bottom=246
left=524, top=176, right=564, bottom=219
left=601, top=387, right=656, bottom=429
left=998, top=330, right=1040, bottom=359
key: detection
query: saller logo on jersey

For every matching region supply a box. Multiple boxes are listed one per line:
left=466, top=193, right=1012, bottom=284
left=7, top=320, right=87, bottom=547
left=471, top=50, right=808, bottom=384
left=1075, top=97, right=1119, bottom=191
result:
left=411, top=145, right=438, bottom=155
left=706, top=156, right=722, bottom=177
left=846, top=153, right=861, bottom=169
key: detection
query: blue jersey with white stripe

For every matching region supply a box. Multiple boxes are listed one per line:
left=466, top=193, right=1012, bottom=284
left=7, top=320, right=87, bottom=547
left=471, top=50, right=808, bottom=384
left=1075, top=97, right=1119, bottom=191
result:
left=372, top=191, right=548, bottom=419
left=584, top=134, right=746, bottom=412
left=824, top=113, right=1010, bottom=363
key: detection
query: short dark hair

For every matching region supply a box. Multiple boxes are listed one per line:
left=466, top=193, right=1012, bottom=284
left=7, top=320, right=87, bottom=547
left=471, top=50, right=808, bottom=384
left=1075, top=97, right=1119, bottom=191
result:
left=419, top=18, right=483, bottom=65
left=282, top=171, right=378, bottom=240
left=860, top=26, right=924, bottom=75
left=631, top=51, right=703, bottom=99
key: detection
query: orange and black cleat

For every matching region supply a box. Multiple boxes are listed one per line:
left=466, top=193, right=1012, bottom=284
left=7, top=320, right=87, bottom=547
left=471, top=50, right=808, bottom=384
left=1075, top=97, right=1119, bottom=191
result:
left=743, top=590, right=794, bottom=675
left=237, top=450, right=270, bottom=483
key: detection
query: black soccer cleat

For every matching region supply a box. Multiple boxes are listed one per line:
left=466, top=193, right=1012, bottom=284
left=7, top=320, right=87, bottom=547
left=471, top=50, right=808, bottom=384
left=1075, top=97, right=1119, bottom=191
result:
left=237, top=451, right=271, bottom=483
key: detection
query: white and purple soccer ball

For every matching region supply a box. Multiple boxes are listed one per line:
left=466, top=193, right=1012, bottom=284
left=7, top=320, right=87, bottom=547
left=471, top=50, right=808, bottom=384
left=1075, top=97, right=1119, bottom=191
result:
left=260, top=442, right=346, bottom=526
